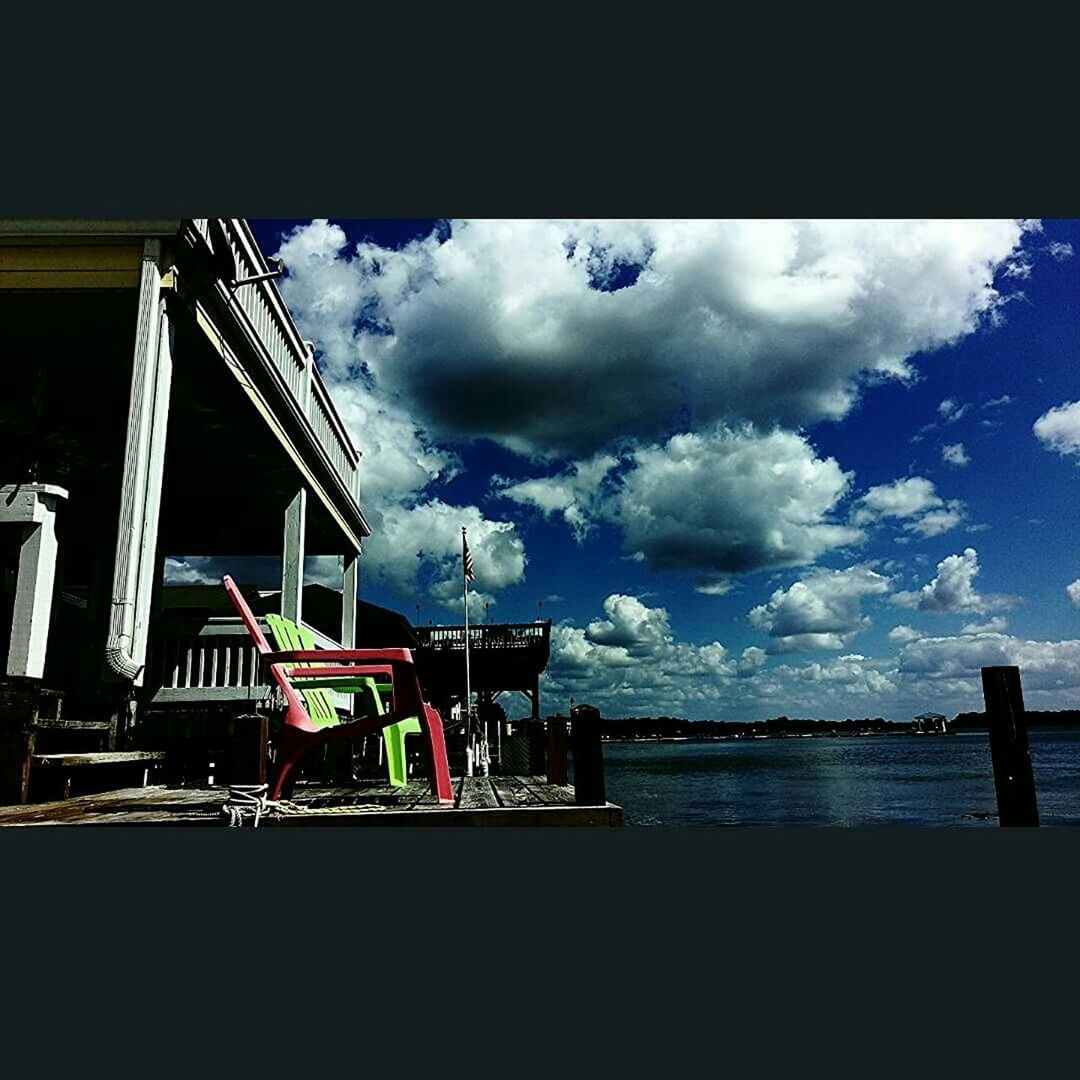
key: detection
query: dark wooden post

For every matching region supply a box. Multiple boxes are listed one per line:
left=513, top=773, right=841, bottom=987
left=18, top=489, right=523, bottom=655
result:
left=547, top=716, right=568, bottom=785
left=0, top=679, right=39, bottom=804
left=527, top=720, right=546, bottom=776
left=226, top=713, right=269, bottom=786
left=571, top=703, right=605, bottom=806
left=981, top=666, right=1039, bottom=827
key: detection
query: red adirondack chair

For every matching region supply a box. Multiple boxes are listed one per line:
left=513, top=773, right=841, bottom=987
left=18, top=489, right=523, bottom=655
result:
left=222, top=575, right=453, bottom=803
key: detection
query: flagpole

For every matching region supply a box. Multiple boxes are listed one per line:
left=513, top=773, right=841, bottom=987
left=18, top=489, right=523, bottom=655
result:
left=463, top=526, right=473, bottom=777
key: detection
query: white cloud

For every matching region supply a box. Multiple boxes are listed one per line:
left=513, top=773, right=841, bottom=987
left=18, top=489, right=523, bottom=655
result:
left=163, top=556, right=218, bottom=585
left=304, top=556, right=344, bottom=589
left=1067, top=580, right=1080, bottom=608
left=960, top=616, right=1008, bottom=635
left=892, top=548, right=1014, bottom=614
left=852, top=476, right=966, bottom=537
left=329, top=381, right=457, bottom=507
left=608, top=426, right=863, bottom=574
left=904, top=502, right=967, bottom=537
left=1034, top=400, right=1080, bottom=460
left=694, top=578, right=736, bottom=596
left=941, top=443, right=970, bottom=467
left=365, top=501, right=526, bottom=612
left=1047, top=241, right=1074, bottom=261
left=749, top=565, right=891, bottom=653
left=937, top=399, right=972, bottom=424
left=544, top=594, right=737, bottom=714
left=982, top=394, right=1014, bottom=409
left=772, top=654, right=898, bottom=697
left=898, top=634, right=1080, bottom=693
left=854, top=476, right=941, bottom=523
left=494, top=454, right=617, bottom=539
left=888, top=624, right=925, bottom=644
left=586, top=594, right=673, bottom=654
left=278, top=218, right=1039, bottom=458
left=736, top=646, right=767, bottom=677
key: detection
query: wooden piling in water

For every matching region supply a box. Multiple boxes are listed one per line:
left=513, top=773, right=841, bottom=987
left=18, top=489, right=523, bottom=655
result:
left=571, top=703, right=605, bottom=806
left=980, top=665, right=1039, bottom=827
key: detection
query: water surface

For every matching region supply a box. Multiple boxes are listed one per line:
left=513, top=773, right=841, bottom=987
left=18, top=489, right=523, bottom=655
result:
left=599, top=729, right=1080, bottom=826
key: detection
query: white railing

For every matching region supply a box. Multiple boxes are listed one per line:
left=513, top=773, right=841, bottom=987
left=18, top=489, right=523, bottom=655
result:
left=310, top=370, right=358, bottom=497
left=189, top=219, right=361, bottom=506
left=148, top=620, right=269, bottom=704
left=147, top=616, right=351, bottom=713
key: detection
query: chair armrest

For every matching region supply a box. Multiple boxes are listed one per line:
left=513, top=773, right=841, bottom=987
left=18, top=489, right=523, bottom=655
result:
left=264, top=648, right=414, bottom=665
left=282, top=665, right=393, bottom=679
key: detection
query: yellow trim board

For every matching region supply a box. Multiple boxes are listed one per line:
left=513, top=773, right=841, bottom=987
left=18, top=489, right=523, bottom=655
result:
left=0, top=244, right=143, bottom=289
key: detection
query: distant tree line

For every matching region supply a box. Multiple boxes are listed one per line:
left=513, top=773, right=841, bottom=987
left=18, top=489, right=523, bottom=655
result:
left=563, top=715, right=908, bottom=740
left=952, top=709, right=1080, bottom=730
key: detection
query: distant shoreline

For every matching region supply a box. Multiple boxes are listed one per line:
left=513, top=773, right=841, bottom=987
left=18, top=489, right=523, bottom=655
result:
left=603, top=725, right=1080, bottom=744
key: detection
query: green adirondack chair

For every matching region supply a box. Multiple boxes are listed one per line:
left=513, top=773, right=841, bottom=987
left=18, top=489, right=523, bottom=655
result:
left=264, top=613, right=421, bottom=788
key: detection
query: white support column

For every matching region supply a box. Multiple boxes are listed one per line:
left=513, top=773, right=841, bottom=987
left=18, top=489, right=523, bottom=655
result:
left=340, top=549, right=359, bottom=718
left=341, top=550, right=359, bottom=649
left=1, top=484, right=69, bottom=679
left=282, top=488, right=306, bottom=624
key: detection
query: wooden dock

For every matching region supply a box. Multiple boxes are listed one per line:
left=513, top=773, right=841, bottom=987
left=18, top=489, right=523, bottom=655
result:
left=0, top=775, right=623, bottom=827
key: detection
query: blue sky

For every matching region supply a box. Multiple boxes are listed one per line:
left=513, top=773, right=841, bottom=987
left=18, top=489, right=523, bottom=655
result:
left=175, top=219, right=1080, bottom=722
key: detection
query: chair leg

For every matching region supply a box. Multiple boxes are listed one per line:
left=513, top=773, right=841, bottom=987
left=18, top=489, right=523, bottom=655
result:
left=421, top=705, right=454, bottom=804
left=270, top=730, right=311, bottom=801
left=384, top=722, right=409, bottom=789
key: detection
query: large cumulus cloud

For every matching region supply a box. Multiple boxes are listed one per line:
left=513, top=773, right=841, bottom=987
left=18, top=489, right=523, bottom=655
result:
left=277, top=218, right=1038, bottom=459
left=748, top=565, right=891, bottom=652
left=273, top=222, right=528, bottom=611
left=892, top=548, right=1015, bottom=614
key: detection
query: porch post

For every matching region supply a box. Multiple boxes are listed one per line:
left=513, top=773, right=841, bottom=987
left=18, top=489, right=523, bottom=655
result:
left=339, top=549, right=359, bottom=719
left=1, top=484, right=69, bottom=679
left=282, top=488, right=306, bottom=624
left=342, top=550, right=358, bottom=649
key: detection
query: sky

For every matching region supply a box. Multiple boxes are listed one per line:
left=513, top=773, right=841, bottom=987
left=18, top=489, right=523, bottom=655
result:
left=170, top=218, right=1080, bottom=723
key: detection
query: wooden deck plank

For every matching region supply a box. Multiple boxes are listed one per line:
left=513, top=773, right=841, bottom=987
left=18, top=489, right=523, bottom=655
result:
left=456, top=776, right=500, bottom=810
left=0, top=777, right=622, bottom=826
left=490, top=775, right=536, bottom=809
left=31, top=751, right=166, bottom=768
left=518, top=775, right=574, bottom=805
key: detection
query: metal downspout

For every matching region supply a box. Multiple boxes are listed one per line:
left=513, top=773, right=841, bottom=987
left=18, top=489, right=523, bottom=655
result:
left=105, top=241, right=162, bottom=680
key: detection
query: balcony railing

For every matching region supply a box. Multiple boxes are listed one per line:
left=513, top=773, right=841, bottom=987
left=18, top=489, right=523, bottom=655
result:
left=414, top=622, right=552, bottom=652
left=189, top=219, right=361, bottom=504
left=146, top=615, right=351, bottom=711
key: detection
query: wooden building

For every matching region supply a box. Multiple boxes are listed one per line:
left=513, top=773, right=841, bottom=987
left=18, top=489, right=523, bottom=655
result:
left=0, top=219, right=371, bottom=801
left=912, top=712, right=949, bottom=735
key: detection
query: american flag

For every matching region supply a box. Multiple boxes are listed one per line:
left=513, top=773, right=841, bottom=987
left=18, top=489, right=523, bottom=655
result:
left=463, top=532, right=475, bottom=584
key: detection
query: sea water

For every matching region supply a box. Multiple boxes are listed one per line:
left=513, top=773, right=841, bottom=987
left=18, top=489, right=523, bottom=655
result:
left=599, top=728, right=1080, bottom=826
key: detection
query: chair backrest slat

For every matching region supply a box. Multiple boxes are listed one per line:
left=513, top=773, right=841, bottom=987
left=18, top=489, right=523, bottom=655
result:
left=222, top=575, right=308, bottom=720
left=266, top=613, right=339, bottom=729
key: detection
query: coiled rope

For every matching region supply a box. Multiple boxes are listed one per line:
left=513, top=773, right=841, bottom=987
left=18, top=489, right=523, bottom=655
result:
left=219, top=783, right=391, bottom=826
